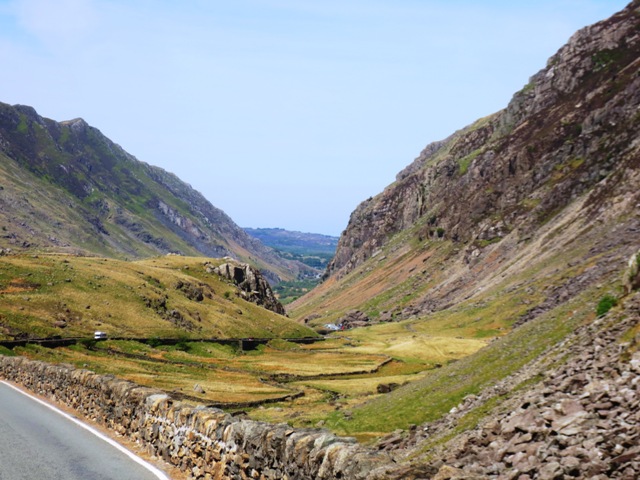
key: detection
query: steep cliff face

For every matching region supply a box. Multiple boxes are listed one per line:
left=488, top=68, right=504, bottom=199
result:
left=291, top=1, right=639, bottom=330
left=326, top=1, right=640, bottom=281
left=0, top=104, right=306, bottom=282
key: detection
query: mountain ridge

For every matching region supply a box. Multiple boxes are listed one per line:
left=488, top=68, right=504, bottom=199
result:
left=0, top=2, right=639, bottom=478
left=285, top=3, right=640, bottom=476
left=325, top=3, right=639, bottom=282
left=0, top=102, right=309, bottom=283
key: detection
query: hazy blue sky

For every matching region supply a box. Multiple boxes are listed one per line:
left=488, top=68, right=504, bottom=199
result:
left=0, top=0, right=629, bottom=236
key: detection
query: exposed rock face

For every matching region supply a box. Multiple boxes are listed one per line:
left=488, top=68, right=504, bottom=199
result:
left=326, top=1, right=640, bottom=281
left=209, top=261, right=286, bottom=315
left=624, top=249, right=640, bottom=295
left=287, top=4, right=640, bottom=476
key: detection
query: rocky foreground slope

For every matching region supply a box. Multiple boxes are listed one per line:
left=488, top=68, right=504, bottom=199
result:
left=0, top=103, right=310, bottom=282
left=371, top=268, right=639, bottom=478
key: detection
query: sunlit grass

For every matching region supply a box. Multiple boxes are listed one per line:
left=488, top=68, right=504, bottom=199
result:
left=15, top=343, right=292, bottom=404
left=325, top=283, right=602, bottom=436
left=334, top=321, right=488, bottom=364
left=0, top=254, right=314, bottom=340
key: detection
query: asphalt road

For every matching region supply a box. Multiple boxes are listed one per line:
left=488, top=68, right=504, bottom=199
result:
left=0, top=381, right=169, bottom=480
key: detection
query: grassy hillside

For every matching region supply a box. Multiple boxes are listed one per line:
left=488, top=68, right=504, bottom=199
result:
left=0, top=254, right=314, bottom=340
left=325, top=279, right=607, bottom=437
left=286, top=175, right=636, bottom=437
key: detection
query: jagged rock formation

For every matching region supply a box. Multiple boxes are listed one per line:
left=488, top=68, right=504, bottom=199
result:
left=337, top=310, right=370, bottom=329
left=0, top=103, right=305, bottom=282
left=208, top=260, right=286, bottom=315
left=325, top=1, right=639, bottom=284
left=625, top=250, right=640, bottom=294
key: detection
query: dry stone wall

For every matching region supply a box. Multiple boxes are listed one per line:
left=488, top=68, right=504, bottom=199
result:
left=0, top=357, right=387, bottom=479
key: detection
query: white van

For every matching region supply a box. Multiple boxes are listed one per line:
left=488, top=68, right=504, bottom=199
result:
left=94, top=331, right=108, bottom=340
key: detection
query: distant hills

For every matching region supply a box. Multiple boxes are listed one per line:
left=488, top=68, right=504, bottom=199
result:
left=244, top=227, right=338, bottom=270
left=244, top=228, right=338, bottom=255
left=244, top=227, right=339, bottom=304
left=0, top=103, right=311, bottom=283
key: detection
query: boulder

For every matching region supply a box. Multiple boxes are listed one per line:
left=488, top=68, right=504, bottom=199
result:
left=208, top=261, right=286, bottom=315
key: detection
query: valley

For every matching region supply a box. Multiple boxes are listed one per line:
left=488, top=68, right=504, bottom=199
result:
left=244, top=227, right=340, bottom=303
left=0, top=253, right=486, bottom=439
left=0, top=1, right=639, bottom=478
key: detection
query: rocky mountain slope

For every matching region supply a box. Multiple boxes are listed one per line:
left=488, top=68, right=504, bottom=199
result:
left=286, top=1, right=640, bottom=477
left=292, top=0, right=639, bottom=324
left=371, top=284, right=640, bottom=479
left=324, top=1, right=639, bottom=285
left=0, top=104, right=308, bottom=283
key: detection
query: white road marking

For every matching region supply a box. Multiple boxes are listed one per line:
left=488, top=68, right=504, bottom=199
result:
left=0, top=380, right=170, bottom=480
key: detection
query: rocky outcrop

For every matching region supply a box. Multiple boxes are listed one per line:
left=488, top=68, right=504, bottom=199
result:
left=208, top=260, right=286, bottom=315
left=624, top=249, right=640, bottom=295
left=0, top=356, right=388, bottom=479
left=326, top=1, right=640, bottom=280
left=338, top=310, right=370, bottom=329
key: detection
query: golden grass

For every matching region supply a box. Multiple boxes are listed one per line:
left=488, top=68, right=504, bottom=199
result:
left=0, top=254, right=314, bottom=340
left=16, top=344, right=291, bottom=404
left=234, top=349, right=387, bottom=376
left=5, top=197, right=626, bottom=442
left=335, top=321, right=488, bottom=364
